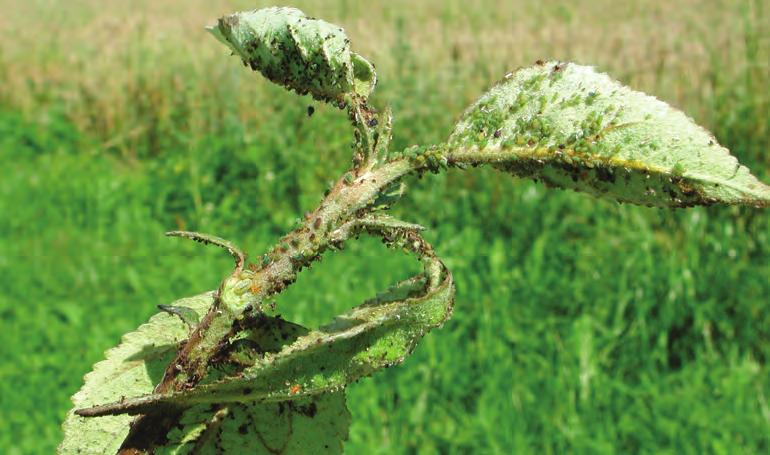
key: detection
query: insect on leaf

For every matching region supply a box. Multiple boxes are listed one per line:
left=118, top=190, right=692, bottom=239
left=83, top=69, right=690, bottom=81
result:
left=72, top=270, right=454, bottom=417
left=59, top=292, right=351, bottom=454
left=447, top=61, right=770, bottom=208
left=157, top=392, right=349, bottom=455
left=208, top=7, right=376, bottom=103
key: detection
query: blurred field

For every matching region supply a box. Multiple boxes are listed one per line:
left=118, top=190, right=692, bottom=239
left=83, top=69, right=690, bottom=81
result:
left=1, top=0, right=769, bottom=453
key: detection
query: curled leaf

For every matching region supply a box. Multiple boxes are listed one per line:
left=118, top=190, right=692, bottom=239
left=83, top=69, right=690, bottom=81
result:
left=166, top=230, right=245, bottom=270
left=59, top=293, right=351, bottom=454
left=60, top=293, right=214, bottom=454
left=447, top=61, right=770, bottom=208
left=72, top=270, right=454, bottom=416
left=209, top=7, right=376, bottom=103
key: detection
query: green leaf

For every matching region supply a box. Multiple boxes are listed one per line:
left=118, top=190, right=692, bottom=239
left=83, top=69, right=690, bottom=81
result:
left=59, top=292, right=351, bottom=454
left=158, top=392, right=349, bottom=455
left=157, top=304, right=200, bottom=327
left=208, top=7, right=376, bottom=103
left=447, top=61, right=770, bottom=208
left=166, top=230, right=245, bottom=269
left=71, top=269, right=454, bottom=416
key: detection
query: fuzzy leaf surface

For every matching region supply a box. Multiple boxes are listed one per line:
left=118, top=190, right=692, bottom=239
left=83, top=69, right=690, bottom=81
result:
left=208, top=7, right=376, bottom=103
left=447, top=61, right=770, bottom=208
left=72, top=271, right=454, bottom=416
left=59, top=292, right=350, bottom=454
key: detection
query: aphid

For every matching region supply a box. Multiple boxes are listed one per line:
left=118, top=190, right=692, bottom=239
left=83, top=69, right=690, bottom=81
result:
left=307, top=105, right=315, bottom=117
left=493, top=129, right=502, bottom=138
left=585, top=91, right=599, bottom=106
left=233, top=279, right=251, bottom=295
left=313, top=217, right=322, bottom=230
left=240, top=269, right=256, bottom=279
left=367, top=118, right=378, bottom=127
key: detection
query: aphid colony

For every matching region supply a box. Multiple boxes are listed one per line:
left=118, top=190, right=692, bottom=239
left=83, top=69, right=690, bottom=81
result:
left=209, top=6, right=376, bottom=103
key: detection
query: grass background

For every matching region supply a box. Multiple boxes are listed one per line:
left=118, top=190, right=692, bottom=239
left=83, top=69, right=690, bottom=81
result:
left=1, top=0, right=769, bottom=453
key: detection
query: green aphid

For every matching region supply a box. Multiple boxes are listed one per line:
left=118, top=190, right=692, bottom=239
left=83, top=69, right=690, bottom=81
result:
left=672, top=162, right=686, bottom=176
left=232, top=279, right=252, bottom=296
left=240, top=269, right=256, bottom=279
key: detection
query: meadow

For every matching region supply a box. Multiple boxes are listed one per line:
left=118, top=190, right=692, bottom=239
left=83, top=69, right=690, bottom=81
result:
left=1, top=0, right=769, bottom=453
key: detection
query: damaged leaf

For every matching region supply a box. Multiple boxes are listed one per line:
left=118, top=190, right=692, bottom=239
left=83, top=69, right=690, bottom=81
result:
left=59, top=292, right=351, bottom=454
left=447, top=61, right=770, bottom=208
left=73, top=268, right=453, bottom=417
left=208, top=7, right=376, bottom=103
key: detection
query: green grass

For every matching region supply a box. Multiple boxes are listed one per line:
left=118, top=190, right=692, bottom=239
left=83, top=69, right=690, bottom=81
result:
left=1, top=0, right=770, bottom=453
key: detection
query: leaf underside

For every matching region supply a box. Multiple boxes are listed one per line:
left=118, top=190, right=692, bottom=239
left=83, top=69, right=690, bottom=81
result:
left=58, top=293, right=350, bottom=454
left=448, top=61, right=770, bottom=208
left=73, top=271, right=454, bottom=415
